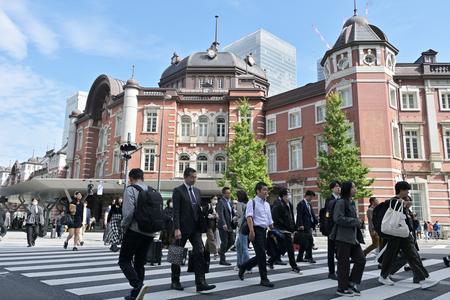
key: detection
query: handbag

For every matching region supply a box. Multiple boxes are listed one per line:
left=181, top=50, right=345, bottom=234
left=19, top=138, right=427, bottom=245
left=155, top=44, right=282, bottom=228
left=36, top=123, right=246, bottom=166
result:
left=60, top=215, right=73, bottom=226
left=293, top=230, right=310, bottom=248
left=167, top=242, right=188, bottom=265
left=187, top=248, right=210, bottom=273
left=38, top=224, right=47, bottom=237
left=381, top=199, right=409, bottom=238
left=240, top=200, right=255, bottom=235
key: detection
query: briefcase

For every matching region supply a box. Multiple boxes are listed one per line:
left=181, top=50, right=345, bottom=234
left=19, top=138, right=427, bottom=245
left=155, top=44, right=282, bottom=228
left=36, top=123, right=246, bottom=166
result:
left=147, top=240, right=163, bottom=265
left=293, top=230, right=310, bottom=248
left=187, top=250, right=210, bottom=273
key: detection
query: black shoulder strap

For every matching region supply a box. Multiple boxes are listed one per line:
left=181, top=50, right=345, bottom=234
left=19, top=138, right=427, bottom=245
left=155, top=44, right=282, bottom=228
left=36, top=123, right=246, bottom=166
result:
left=131, top=184, right=143, bottom=192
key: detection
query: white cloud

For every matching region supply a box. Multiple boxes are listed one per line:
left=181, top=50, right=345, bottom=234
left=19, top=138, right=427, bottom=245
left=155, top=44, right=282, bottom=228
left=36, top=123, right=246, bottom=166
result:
left=0, top=9, right=28, bottom=59
left=0, top=58, right=73, bottom=167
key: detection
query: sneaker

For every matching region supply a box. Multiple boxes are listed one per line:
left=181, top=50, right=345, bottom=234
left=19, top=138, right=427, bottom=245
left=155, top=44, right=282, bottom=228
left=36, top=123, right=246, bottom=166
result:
left=80, top=241, right=84, bottom=246
left=336, top=288, right=354, bottom=297
left=378, top=276, right=394, bottom=286
left=131, top=283, right=148, bottom=300
left=245, top=270, right=253, bottom=274
left=73, top=247, right=78, bottom=251
left=444, top=256, right=450, bottom=267
left=420, top=278, right=439, bottom=290
left=291, top=267, right=303, bottom=275
left=64, top=241, right=68, bottom=249
left=234, top=266, right=239, bottom=271
left=348, top=285, right=361, bottom=296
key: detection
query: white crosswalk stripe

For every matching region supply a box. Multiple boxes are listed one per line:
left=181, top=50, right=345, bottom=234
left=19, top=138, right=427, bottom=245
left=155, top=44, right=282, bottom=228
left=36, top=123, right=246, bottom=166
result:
left=0, top=247, right=448, bottom=300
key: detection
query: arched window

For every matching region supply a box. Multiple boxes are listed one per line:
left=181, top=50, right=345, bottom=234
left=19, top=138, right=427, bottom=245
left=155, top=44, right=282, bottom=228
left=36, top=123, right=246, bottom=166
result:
left=197, top=155, right=208, bottom=174
left=215, top=155, right=226, bottom=174
left=198, top=117, right=208, bottom=137
left=181, top=117, right=191, bottom=137
left=217, top=117, right=226, bottom=137
left=98, top=129, right=104, bottom=152
left=95, top=162, right=102, bottom=178
left=178, top=154, right=190, bottom=173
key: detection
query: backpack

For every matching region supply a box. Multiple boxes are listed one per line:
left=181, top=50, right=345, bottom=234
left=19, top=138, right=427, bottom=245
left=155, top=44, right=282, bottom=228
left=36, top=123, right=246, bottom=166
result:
left=131, top=185, right=165, bottom=233
left=372, top=197, right=399, bottom=238
left=318, top=206, right=328, bottom=236
left=433, top=223, right=438, bottom=231
left=324, top=199, right=349, bottom=236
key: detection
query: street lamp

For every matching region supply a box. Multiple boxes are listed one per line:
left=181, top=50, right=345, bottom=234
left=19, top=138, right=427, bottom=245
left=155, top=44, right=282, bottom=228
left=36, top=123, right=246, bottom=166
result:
left=120, top=132, right=141, bottom=191
left=157, top=94, right=172, bottom=192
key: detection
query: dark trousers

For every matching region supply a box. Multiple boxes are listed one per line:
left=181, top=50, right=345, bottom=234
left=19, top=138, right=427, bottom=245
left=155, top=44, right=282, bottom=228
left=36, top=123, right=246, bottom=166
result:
left=268, top=232, right=297, bottom=268
left=0, top=224, right=7, bottom=238
left=171, top=229, right=206, bottom=285
left=389, top=251, right=419, bottom=281
left=219, top=228, right=235, bottom=261
left=26, top=224, right=39, bottom=246
left=297, top=228, right=313, bottom=260
left=335, top=241, right=366, bottom=290
left=56, top=225, right=64, bottom=238
left=327, top=237, right=336, bottom=274
left=380, top=234, right=428, bottom=281
left=118, top=229, right=154, bottom=289
left=241, top=226, right=268, bottom=281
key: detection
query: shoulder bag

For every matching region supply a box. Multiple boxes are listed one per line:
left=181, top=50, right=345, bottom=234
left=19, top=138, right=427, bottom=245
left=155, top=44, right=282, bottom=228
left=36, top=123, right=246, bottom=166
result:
left=240, top=200, right=256, bottom=236
left=381, top=199, right=409, bottom=238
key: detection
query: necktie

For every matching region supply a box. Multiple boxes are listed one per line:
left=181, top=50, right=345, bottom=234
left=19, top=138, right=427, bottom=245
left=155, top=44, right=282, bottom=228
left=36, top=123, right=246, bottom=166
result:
left=308, top=202, right=314, bottom=223
left=189, top=187, right=198, bottom=221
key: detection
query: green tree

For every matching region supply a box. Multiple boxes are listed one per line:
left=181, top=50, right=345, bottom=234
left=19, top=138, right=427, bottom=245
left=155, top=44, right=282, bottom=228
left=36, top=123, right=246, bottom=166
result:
left=316, top=92, right=375, bottom=200
left=216, top=97, right=272, bottom=199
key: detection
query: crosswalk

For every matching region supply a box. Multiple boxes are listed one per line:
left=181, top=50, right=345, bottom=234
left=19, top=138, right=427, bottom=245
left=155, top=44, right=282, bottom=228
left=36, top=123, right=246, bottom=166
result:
left=0, top=246, right=449, bottom=300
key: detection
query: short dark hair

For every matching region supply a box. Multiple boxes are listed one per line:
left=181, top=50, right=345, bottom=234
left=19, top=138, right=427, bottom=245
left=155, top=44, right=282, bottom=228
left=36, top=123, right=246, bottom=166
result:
left=395, top=181, right=411, bottom=195
left=183, top=167, right=196, bottom=178
left=236, top=190, right=249, bottom=203
left=166, top=198, right=173, bottom=205
left=129, top=168, right=144, bottom=180
left=329, top=181, right=341, bottom=190
left=210, top=195, right=217, bottom=200
left=340, top=180, right=355, bottom=199
left=31, top=197, right=38, bottom=202
left=279, top=188, right=289, bottom=198
left=305, top=190, right=315, bottom=197
left=222, top=187, right=230, bottom=195
left=255, top=182, right=268, bottom=194
left=369, top=197, right=377, bottom=204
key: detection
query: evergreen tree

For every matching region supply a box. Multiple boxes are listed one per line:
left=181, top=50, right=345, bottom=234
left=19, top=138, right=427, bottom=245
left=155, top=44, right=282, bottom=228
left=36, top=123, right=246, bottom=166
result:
left=216, top=97, right=272, bottom=199
left=316, top=92, right=375, bottom=200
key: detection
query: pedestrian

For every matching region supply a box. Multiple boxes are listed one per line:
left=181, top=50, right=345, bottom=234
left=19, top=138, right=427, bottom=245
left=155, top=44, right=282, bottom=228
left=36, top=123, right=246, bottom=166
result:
left=0, top=205, right=7, bottom=241
left=160, top=198, right=175, bottom=249
left=329, top=180, right=366, bottom=297
left=363, top=197, right=382, bottom=256
left=416, top=219, right=422, bottom=240
left=78, top=200, right=91, bottom=246
left=433, top=221, right=441, bottom=239
left=55, top=211, right=65, bottom=238
left=107, top=195, right=123, bottom=252
left=217, top=187, right=235, bottom=266
left=269, top=188, right=302, bottom=274
left=428, top=222, right=433, bottom=240
left=234, top=190, right=252, bottom=273
left=378, top=181, right=439, bottom=290
left=230, top=199, right=239, bottom=252
left=203, top=195, right=219, bottom=259
left=170, top=168, right=216, bottom=292
left=64, top=191, right=83, bottom=251
left=238, top=182, right=275, bottom=288
left=118, top=168, right=154, bottom=300
left=25, top=198, right=44, bottom=247
left=296, top=190, right=319, bottom=263
left=423, top=221, right=428, bottom=241
left=324, top=180, right=341, bottom=280
left=103, top=200, right=114, bottom=245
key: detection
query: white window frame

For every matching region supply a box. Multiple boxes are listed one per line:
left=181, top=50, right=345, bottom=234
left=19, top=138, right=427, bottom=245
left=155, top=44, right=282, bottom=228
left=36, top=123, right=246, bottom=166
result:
left=291, top=187, right=304, bottom=209
left=346, top=121, right=355, bottom=147
left=288, top=137, right=303, bottom=170
left=113, top=149, right=120, bottom=174
left=266, top=143, right=277, bottom=173
left=438, top=89, right=450, bottom=111
left=178, top=154, right=190, bottom=176
left=391, top=121, right=401, bottom=159
left=97, top=129, right=104, bottom=154
left=76, top=128, right=83, bottom=150
left=208, top=78, right=214, bottom=88
left=400, top=88, right=420, bottom=111
left=198, top=116, right=209, bottom=137
left=315, top=134, right=328, bottom=156
left=288, top=108, right=301, bottom=130
left=199, top=78, right=204, bottom=89
left=217, top=78, right=224, bottom=89
left=266, top=114, right=276, bottom=135
left=216, top=116, right=226, bottom=138
left=214, top=155, right=226, bottom=175
left=115, top=114, right=122, bottom=137
left=441, top=122, right=450, bottom=160
left=337, top=84, right=353, bottom=108
left=401, top=122, right=425, bottom=160
left=315, top=100, right=327, bottom=124
left=389, top=84, right=398, bottom=109
left=74, top=160, right=80, bottom=178
left=196, top=155, right=208, bottom=176
left=238, top=108, right=254, bottom=132
left=144, top=110, right=159, bottom=133
left=181, top=116, right=191, bottom=137
left=141, top=147, right=156, bottom=172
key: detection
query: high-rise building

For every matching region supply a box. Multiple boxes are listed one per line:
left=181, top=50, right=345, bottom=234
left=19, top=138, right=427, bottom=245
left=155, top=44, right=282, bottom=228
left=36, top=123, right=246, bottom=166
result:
left=223, top=28, right=296, bottom=96
left=61, top=91, right=88, bottom=147
left=316, top=59, right=325, bottom=81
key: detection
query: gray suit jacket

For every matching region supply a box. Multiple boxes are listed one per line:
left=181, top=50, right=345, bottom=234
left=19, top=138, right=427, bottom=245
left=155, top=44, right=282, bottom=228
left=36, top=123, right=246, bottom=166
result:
left=26, top=205, right=44, bottom=225
left=216, top=197, right=234, bottom=229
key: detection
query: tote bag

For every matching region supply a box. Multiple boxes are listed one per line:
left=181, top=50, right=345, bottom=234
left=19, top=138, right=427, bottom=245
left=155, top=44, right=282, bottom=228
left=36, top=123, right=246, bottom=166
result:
left=381, top=199, right=409, bottom=238
left=167, top=243, right=188, bottom=265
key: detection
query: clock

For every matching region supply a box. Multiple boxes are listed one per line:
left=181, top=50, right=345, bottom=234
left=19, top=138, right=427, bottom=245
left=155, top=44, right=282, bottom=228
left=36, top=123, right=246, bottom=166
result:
left=207, top=48, right=217, bottom=59
left=248, top=56, right=255, bottom=66
left=171, top=52, right=179, bottom=66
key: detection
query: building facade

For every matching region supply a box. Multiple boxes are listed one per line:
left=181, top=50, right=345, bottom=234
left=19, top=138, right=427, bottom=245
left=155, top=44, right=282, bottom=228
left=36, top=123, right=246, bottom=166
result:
left=62, top=91, right=88, bottom=147
left=223, top=28, right=297, bottom=97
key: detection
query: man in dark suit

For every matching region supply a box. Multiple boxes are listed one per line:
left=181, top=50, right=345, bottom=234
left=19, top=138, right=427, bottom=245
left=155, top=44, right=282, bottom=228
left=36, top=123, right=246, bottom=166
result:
left=171, top=167, right=216, bottom=292
left=25, top=198, right=44, bottom=247
left=324, top=181, right=341, bottom=280
left=216, top=187, right=235, bottom=265
left=296, top=190, right=319, bottom=263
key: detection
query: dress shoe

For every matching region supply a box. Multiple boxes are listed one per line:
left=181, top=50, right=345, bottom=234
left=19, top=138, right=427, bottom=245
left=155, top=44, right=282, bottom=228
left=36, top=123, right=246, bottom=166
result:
left=219, top=260, right=232, bottom=266
left=260, top=279, right=274, bottom=287
left=238, top=264, right=245, bottom=280
left=404, top=266, right=411, bottom=271
left=27, top=244, right=32, bottom=247
left=111, top=244, right=120, bottom=252
left=196, top=282, right=216, bottom=292
left=328, top=273, right=338, bottom=280
left=296, top=257, right=306, bottom=262
left=32, top=241, right=35, bottom=246
left=230, top=246, right=236, bottom=251
left=267, top=263, right=275, bottom=270
left=64, top=241, right=68, bottom=249
left=307, top=259, right=316, bottom=264
left=274, top=259, right=287, bottom=265
left=444, top=256, right=450, bottom=267
left=171, top=282, right=184, bottom=291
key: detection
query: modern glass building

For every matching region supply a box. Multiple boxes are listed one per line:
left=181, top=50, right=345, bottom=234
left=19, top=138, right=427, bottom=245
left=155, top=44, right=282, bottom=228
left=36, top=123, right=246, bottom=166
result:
left=222, top=29, right=296, bottom=96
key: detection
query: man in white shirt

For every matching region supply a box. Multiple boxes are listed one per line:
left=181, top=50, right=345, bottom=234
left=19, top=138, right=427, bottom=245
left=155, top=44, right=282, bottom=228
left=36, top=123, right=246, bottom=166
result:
left=238, top=182, right=275, bottom=287
left=78, top=201, right=91, bottom=246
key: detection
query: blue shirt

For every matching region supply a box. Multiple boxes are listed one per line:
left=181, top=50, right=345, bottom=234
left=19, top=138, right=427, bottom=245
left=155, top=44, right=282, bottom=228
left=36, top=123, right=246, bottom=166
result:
left=245, top=196, right=273, bottom=228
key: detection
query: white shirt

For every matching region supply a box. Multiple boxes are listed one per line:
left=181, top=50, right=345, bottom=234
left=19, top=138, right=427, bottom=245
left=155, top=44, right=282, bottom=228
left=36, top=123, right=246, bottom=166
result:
left=245, top=196, right=273, bottom=228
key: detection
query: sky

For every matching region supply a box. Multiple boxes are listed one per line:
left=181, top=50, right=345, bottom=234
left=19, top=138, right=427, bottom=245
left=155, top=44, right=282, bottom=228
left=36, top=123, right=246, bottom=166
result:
left=1, top=0, right=449, bottom=168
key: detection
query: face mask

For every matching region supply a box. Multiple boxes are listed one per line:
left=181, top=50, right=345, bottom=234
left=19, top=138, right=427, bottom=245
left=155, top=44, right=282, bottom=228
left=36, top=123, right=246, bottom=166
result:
left=286, top=195, right=292, bottom=201
left=212, top=200, right=217, bottom=205
left=118, top=199, right=123, bottom=203
left=169, top=203, right=173, bottom=208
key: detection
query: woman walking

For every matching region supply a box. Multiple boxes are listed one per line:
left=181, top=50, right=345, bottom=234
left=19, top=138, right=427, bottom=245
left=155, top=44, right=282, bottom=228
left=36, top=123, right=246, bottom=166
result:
left=234, top=190, right=252, bottom=273
left=160, top=198, right=175, bottom=249
left=330, top=181, right=366, bottom=297
left=204, top=195, right=219, bottom=259
left=107, top=195, right=123, bottom=252
left=64, top=191, right=83, bottom=251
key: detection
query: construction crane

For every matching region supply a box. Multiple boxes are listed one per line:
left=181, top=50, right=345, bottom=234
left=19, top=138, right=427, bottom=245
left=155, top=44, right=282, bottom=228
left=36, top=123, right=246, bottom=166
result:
left=365, top=3, right=369, bottom=19
left=312, top=24, right=331, bottom=50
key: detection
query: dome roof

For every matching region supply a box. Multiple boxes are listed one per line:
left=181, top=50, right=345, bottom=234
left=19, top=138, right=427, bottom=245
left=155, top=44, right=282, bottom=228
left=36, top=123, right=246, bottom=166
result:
left=126, top=77, right=139, bottom=88
left=160, top=51, right=267, bottom=81
left=333, top=14, right=389, bottom=49
left=71, top=108, right=82, bottom=116
left=28, top=157, right=37, bottom=163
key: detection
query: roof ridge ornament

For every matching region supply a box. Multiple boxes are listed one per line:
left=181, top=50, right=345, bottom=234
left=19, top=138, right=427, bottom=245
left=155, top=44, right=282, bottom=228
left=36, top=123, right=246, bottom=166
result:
left=354, top=0, right=358, bottom=16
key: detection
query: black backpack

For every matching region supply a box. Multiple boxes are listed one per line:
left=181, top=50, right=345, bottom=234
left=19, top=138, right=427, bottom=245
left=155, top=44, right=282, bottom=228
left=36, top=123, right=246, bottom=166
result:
left=324, top=199, right=350, bottom=237
left=372, top=197, right=398, bottom=238
left=131, top=185, right=165, bottom=233
left=318, top=206, right=328, bottom=236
